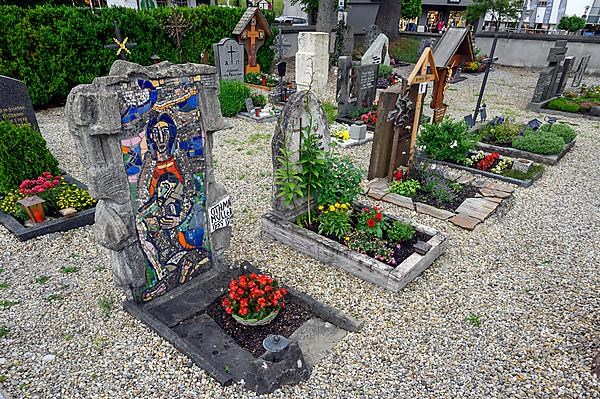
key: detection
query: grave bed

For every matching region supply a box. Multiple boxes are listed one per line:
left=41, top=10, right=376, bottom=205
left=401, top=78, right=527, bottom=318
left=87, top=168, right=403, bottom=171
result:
left=417, top=155, right=543, bottom=188
left=123, top=262, right=361, bottom=394
left=245, top=83, right=277, bottom=91
left=527, top=97, right=600, bottom=121
left=335, top=117, right=376, bottom=132
left=366, top=177, right=514, bottom=231
left=236, top=112, right=277, bottom=123
left=475, top=139, right=575, bottom=166
left=0, top=173, right=95, bottom=241
left=261, top=207, right=447, bottom=292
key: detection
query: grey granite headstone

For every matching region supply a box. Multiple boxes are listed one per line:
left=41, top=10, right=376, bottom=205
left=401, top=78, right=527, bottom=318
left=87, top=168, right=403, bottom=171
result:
left=271, top=90, right=330, bottom=218
left=245, top=97, right=254, bottom=113
left=337, top=61, right=379, bottom=118
left=555, top=56, right=575, bottom=96
left=571, top=54, right=590, bottom=88
left=65, top=61, right=230, bottom=303
left=0, top=75, right=39, bottom=131
left=531, top=41, right=568, bottom=103
left=212, top=38, right=244, bottom=81
left=364, top=24, right=381, bottom=50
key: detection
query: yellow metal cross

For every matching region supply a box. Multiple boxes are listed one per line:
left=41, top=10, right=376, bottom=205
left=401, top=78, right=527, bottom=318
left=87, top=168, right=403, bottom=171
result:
left=113, top=37, right=131, bottom=56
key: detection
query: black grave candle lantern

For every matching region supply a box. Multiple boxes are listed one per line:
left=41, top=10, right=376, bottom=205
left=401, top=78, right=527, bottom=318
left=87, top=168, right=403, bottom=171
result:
left=277, top=61, right=287, bottom=77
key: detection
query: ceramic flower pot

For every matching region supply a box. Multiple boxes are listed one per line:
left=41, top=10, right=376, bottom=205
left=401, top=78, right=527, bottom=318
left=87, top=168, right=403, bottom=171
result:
left=232, top=309, right=279, bottom=326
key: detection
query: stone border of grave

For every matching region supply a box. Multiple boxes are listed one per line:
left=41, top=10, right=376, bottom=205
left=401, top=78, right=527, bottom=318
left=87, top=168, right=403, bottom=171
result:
left=335, top=117, right=376, bottom=132
left=366, top=177, right=514, bottom=231
left=261, top=206, right=447, bottom=292
left=123, top=261, right=362, bottom=394
left=236, top=112, right=277, bottom=123
left=417, top=155, right=542, bottom=188
left=0, top=173, right=95, bottom=241
left=332, top=132, right=374, bottom=149
left=527, top=99, right=600, bottom=122
left=475, top=139, right=575, bottom=166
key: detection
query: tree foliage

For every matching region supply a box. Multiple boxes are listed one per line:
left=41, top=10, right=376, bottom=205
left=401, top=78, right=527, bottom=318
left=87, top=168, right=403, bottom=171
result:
left=557, top=15, right=587, bottom=32
left=466, top=0, right=519, bottom=30
left=401, top=0, right=422, bottom=20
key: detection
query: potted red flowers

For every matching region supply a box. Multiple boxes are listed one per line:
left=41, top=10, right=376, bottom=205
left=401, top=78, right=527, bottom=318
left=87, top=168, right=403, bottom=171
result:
left=221, top=273, right=287, bottom=326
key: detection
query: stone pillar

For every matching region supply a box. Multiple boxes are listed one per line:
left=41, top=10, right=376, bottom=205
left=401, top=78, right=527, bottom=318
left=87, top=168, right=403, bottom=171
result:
left=295, top=32, right=330, bottom=97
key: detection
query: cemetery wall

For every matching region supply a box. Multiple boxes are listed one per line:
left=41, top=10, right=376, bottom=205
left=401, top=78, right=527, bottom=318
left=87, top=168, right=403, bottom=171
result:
left=0, top=5, right=276, bottom=108
left=474, top=32, right=600, bottom=74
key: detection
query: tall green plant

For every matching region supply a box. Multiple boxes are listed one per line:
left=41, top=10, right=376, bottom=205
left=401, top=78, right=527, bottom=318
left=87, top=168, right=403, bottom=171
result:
left=299, top=123, right=326, bottom=225
left=274, top=141, right=304, bottom=209
left=0, top=121, right=60, bottom=195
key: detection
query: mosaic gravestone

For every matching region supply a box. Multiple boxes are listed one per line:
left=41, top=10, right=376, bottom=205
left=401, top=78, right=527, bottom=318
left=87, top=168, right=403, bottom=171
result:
left=571, top=54, right=590, bottom=87
left=212, top=38, right=244, bottom=80
left=66, top=61, right=230, bottom=302
left=0, top=75, right=39, bottom=130
left=271, top=90, right=330, bottom=217
left=337, top=57, right=379, bottom=117
left=531, top=40, right=568, bottom=103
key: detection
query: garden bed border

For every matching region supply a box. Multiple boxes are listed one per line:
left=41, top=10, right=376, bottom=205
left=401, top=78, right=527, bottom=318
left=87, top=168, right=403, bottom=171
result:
left=260, top=208, right=447, bottom=292
left=527, top=97, right=600, bottom=121
left=475, top=139, right=575, bottom=166
left=417, top=155, right=541, bottom=188
left=0, top=173, right=95, bottom=241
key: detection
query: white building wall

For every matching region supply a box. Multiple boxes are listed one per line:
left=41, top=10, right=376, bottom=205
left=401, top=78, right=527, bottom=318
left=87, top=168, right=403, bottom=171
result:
left=107, top=0, right=139, bottom=8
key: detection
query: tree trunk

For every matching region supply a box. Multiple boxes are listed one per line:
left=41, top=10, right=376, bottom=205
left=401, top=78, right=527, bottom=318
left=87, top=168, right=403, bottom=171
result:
left=316, top=0, right=336, bottom=33
left=375, top=0, right=402, bottom=40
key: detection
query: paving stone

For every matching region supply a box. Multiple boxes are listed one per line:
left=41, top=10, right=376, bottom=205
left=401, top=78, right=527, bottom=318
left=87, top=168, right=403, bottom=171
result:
left=475, top=194, right=503, bottom=203
left=479, top=187, right=512, bottom=199
left=367, top=177, right=389, bottom=190
left=415, top=202, right=455, bottom=220
left=383, top=193, right=414, bottom=210
left=449, top=213, right=481, bottom=230
left=367, top=188, right=389, bottom=200
left=454, top=198, right=499, bottom=221
left=456, top=174, right=475, bottom=184
left=494, top=182, right=516, bottom=193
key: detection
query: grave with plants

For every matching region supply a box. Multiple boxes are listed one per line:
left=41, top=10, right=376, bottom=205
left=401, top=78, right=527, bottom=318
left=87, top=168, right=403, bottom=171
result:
left=543, top=85, right=600, bottom=119
left=417, top=117, right=545, bottom=187
left=0, top=121, right=96, bottom=240
left=475, top=116, right=577, bottom=165
left=262, top=90, right=447, bottom=292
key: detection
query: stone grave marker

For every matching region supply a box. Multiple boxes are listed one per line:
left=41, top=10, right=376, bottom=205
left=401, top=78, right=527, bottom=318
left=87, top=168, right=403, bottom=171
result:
left=232, top=7, right=272, bottom=74
left=361, top=33, right=390, bottom=66
left=337, top=57, right=379, bottom=118
left=571, top=54, right=590, bottom=88
left=66, top=61, right=358, bottom=394
left=245, top=97, right=254, bottom=113
left=531, top=40, right=568, bottom=103
left=0, top=75, right=39, bottom=130
left=295, top=32, right=330, bottom=96
left=555, top=55, right=575, bottom=96
left=364, top=24, right=381, bottom=49
left=212, top=38, right=244, bottom=80
left=272, top=90, right=330, bottom=217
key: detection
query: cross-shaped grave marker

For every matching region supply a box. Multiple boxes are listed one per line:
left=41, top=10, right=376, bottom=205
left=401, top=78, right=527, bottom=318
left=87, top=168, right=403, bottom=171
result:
left=163, top=11, right=193, bottom=61
left=105, top=20, right=137, bottom=60
left=270, top=30, right=292, bottom=102
left=467, top=35, right=499, bottom=126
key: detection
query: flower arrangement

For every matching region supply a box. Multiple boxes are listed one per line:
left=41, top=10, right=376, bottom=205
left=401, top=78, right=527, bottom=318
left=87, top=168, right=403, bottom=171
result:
left=221, top=273, right=287, bottom=325
left=330, top=123, right=350, bottom=141
left=317, top=202, right=351, bottom=239
left=245, top=72, right=278, bottom=87
left=490, top=158, right=512, bottom=174
left=474, top=152, right=500, bottom=171
left=356, top=206, right=386, bottom=238
left=360, top=110, right=378, bottom=125
left=19, top=172, right=61, bottom=196
left=462, top=151, right=512, bottom=174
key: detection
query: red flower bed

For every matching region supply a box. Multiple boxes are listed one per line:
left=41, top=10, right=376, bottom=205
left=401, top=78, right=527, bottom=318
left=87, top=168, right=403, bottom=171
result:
left=475, top=152, right=500, bottom=171
left=221, top=273, right=287, bottom=319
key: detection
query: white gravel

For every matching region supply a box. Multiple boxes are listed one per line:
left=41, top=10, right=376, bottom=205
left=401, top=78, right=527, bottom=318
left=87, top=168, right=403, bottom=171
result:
left=0, top=66, right=599, bottom=398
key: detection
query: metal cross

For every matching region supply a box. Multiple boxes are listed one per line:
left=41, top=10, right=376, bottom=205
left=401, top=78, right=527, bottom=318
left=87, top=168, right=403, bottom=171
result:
left=104, top=20, right=137, bottom=60
left=163, top=11, right=193, bottom=60
left=472, top=35, right=498, bottom=122
left=269, top=30, right=291, bottom=63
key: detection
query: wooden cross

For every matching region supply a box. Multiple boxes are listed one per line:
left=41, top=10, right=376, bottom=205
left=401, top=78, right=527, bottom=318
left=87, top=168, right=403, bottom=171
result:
left=104, top=20, right=137, bottom=60
left=244, top=19, right=264, bottom=73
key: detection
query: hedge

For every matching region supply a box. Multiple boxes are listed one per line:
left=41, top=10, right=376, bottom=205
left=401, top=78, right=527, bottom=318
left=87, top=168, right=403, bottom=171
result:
left=0, top=5, right=275, bottom=108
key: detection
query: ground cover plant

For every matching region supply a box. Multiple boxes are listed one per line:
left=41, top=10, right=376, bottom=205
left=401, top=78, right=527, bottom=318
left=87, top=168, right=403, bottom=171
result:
left=219, top=80, right=252, bottom=116
left=546, top=85, right=600, bottom=115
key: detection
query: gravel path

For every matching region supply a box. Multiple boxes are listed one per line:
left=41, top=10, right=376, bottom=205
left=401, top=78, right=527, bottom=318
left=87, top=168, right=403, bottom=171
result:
left=0, top=66, right=599, bottom=398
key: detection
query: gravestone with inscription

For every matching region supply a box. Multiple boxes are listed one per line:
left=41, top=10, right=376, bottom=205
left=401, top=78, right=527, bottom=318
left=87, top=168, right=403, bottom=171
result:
left=213, top=38, right=244, bottom=80
left=336, top=57, right=379, bottom=118
left=66, top=61, right=358, bottom=394
left=571, top=54, right=590, bottom=88
left=0, top=76, right=39, bottom=130
left=361, top=33, right=390, bottom=66
left=531, top=40, right=568, bottom=103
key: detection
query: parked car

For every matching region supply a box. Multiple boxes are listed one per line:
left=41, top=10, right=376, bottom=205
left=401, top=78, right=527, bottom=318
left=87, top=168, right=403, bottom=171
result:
left=274, top=16, right=309, bottom=26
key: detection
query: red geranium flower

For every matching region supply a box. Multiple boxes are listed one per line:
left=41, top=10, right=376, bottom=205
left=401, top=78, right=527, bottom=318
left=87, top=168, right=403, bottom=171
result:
left=375, top=213, right=382, bottom=220
left=367, top=219, right=376, bottom=228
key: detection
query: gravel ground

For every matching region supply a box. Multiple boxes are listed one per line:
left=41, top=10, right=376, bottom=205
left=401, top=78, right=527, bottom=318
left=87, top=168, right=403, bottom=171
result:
left=0, top=66, right=599, bottom=398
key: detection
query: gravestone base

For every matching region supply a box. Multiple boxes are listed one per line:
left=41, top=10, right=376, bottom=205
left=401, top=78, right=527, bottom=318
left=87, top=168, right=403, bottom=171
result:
left=123, top=261, right=361, bottom=394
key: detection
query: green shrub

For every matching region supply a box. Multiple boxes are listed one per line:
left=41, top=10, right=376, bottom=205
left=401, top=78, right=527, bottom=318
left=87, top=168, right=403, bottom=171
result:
left=316, top=154, right=363, bottom=206
left=501, top=164, right=545, bottom=180
left=417, top=117, right=477, bottom=164
left=317, top=204, right=351, bottom=240
left=538, top=123, right=577, bottom=143
left=378, top=65, right=393, bottom=78
left=389, top=38, right=420, bottom=64
left=219, top=80, right=251, bottom=116
left=386, top=221, right=415, bottom=243
left=547, top=98, right=580, bottom=113
left=321, top=101, right=338, bottom=125
left=511, top=130, right=565, bottom=155
left=389, top=179, right=420, bottom=197
left=479, top=118, right=522, bottom=145
left=0, top=5, right=275, bottom=108
left=0, top=121, right=60, bottom=194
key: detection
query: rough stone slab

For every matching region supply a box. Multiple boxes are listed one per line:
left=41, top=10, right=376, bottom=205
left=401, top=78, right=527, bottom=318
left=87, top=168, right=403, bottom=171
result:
left=456, top=174, right=475, bottom=184
left=415, top=202, right=455, bottom=220
left=367, top=177, right=389, bottom=191
left=449, top=213, right=481, bottom=230
left=455, top=198, right=499, bottom=221
left=413, top=240, right=432, bottom=255
left=289, top=318, right=347, bottom=370
left=479, top=187, right=512, bottom=199
left=367, top=188, right=389, bottom=200
left=494, top=183, right=516, bottom=193
left=475, top=194, right=503, bottom=203
left=384, top=193, right=414, bottom=210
